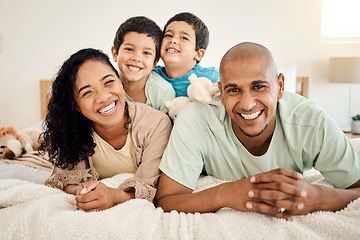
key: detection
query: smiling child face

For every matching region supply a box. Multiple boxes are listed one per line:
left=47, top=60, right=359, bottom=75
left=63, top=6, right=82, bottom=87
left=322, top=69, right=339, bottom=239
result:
left=112, top=32, right=157, bottom=85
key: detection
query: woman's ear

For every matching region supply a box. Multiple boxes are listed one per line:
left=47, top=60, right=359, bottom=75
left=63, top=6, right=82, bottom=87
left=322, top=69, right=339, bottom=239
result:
left=74, top=103, right=81, bottom=112
left=111, top=46, right=118, bottom=62
left=194, top=49, right=206, bottom=62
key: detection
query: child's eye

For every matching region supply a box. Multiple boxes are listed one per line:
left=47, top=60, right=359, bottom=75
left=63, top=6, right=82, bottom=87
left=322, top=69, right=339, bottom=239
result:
left=144, top=51, right=152, bottom=56
left=125, top=48, right=133, bottom=52
left=181, top=36, right=189, bottom=41
left=164, top=34, right=172, bottom=38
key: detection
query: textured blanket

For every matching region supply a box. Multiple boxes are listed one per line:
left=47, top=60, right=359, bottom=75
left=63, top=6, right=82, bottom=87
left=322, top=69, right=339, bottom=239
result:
left=1, top=170, right=360, bottom=240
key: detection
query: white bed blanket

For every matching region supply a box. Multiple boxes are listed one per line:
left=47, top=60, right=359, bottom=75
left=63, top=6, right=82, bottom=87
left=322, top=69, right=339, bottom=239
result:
left=1, top=171, right=360, bottom=240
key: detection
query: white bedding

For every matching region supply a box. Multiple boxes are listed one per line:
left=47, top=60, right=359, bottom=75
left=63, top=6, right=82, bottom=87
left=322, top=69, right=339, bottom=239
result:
left=1, top=170, right=360, bottom=240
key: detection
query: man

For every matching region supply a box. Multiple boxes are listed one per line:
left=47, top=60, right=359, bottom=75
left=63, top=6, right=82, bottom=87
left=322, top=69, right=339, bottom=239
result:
left=155, top=42, right=360, bottom=221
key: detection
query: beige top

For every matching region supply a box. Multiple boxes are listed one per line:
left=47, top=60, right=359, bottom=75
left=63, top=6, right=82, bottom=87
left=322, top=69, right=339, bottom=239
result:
left=45, top=101, right=172, bottom=202
left=92, top=130, right=136, bottom=179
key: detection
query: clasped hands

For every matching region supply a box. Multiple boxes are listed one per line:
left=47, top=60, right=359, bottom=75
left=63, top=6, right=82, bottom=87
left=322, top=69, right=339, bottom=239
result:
left=74, top=180, right=116, bottom=212
left=230, top=168, right=315, bottom=221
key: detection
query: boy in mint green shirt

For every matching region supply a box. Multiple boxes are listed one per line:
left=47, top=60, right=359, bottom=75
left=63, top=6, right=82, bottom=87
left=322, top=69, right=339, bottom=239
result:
left=155, top=42, right=360, bottom=221
left=111, top=16, right=175, bottom=113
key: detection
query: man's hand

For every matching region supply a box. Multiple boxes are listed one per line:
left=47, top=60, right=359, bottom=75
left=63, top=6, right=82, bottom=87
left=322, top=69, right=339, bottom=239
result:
left=244, top=168, right=320, bottom=220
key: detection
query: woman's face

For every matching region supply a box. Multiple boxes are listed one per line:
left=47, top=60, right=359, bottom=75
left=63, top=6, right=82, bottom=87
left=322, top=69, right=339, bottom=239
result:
left=74, top=60, right=126, bottom=129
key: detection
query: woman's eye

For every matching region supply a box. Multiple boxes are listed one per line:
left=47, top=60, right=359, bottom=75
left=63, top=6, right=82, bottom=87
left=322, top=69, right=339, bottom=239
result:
left=105, top=80, right=115, bottom=86
left=82, top=90, right=92, bottom=97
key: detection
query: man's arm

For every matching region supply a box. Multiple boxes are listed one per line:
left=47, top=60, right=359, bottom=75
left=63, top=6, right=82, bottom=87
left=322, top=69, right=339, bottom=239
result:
left=155, top=169, right=304, bottom=220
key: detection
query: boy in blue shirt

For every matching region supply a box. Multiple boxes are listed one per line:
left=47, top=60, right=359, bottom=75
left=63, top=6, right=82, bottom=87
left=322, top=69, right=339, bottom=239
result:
left=111, top=16, right=175, bottom=113
left=153, top=12, right=219, bottom=97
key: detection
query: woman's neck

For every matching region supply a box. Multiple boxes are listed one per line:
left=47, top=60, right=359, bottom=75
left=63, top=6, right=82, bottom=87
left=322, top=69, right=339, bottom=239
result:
left=93, top=113, right=129, bottom=150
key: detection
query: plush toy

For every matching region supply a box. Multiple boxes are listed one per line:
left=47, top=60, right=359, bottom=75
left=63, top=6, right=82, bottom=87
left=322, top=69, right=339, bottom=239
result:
left=165, top=97, right=192, bottom=120
left=187, top=73, right=220, bottom=103
left=0, top=126, right=42, bottom=159
left=165, top=74, right=220, bottom=121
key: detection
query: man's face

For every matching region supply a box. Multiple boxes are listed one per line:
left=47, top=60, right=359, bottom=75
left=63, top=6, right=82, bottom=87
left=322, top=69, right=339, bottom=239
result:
left=218, top=57, right=284, bottom=141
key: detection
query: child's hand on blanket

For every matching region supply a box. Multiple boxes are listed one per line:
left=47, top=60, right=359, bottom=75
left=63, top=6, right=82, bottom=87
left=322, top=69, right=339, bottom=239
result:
left=74, top=180, right=135, bottom=212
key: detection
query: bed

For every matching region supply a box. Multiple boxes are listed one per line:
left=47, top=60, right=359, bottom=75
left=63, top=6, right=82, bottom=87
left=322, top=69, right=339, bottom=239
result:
left=1, top=139, right=360, bottom=240
left=1, top=76, right=360, bottom=239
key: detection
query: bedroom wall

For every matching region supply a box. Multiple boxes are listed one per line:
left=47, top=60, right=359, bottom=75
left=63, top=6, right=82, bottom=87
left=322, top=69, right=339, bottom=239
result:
left=1, top=0, right=360, bottom=131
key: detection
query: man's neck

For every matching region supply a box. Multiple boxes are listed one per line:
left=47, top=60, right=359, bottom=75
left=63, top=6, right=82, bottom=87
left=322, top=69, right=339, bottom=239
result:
left=231, top=120, right=276, bottom=156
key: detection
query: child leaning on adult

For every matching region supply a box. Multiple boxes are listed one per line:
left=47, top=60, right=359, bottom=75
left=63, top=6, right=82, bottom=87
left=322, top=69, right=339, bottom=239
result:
left=39, top=48, right=172, bottom=212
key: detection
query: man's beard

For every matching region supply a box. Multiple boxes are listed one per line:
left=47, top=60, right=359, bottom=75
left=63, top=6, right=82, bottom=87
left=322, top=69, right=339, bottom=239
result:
left=238, top=123, right=268, bottom=138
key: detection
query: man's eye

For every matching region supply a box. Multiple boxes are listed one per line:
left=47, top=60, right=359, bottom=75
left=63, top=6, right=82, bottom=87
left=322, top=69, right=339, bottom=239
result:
left=227, top=88, right=239, bottom=93
left=253, top=85, right=265, bottom=90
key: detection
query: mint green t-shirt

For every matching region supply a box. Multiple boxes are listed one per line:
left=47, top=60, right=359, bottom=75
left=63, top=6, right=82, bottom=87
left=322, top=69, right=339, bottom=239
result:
left=126, top=71, right=175, bottom=113
left=160, top=92, right=360, bottom=190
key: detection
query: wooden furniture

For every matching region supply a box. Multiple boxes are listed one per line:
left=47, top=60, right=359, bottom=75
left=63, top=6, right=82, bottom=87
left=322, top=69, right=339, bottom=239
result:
left=344, top=132, right=360, bottom=139
left=40, top=80, right=53, bottom=119
left=296, top=77, right=309, bottom=98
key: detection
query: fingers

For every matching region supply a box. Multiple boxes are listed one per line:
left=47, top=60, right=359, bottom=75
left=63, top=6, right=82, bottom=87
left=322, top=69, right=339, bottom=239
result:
left=75, top=181, right=105, bottom=211
left=250, top=168, right=303, bottom=184
left=245, top=201, right=294, bottom=221
left=78, top=181, right=101, bottom=195
left=249, top=182, right=307, bottom=199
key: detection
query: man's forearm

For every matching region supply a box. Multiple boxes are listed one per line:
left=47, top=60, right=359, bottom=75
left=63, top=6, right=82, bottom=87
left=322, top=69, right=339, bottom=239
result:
left=155, top=183, right=227, bottom=213
left=314, top=185, right=360, bottom=212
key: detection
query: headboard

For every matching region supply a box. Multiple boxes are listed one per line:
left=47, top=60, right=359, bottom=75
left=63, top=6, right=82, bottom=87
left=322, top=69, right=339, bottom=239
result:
left=40, top=80, right=53, bottom=119
left=40, top=77, right=309, bottom=119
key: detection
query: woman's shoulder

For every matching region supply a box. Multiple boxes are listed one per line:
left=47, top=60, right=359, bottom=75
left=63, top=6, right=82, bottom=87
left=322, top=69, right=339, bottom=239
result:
left=127, top=101, right=170, bottom=123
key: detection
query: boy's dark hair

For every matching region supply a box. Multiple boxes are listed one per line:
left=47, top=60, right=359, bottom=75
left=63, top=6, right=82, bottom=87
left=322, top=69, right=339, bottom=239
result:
left=164, top=12, right=209, bottom=51
left=113, top=16, right=163, bottom=62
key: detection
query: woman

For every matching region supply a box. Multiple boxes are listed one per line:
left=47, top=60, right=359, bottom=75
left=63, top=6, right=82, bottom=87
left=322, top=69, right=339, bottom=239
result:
left=40, top=48, right=172, bottom=212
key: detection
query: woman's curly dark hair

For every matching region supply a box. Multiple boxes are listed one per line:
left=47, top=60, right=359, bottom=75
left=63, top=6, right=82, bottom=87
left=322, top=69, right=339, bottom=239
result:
left=39, top=48, right=127, bottom=170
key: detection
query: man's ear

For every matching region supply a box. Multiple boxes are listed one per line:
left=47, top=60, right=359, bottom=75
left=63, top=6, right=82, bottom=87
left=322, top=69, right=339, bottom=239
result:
left=277, top=73, right=285, bottom=99
left=111, top=46, right=118, bottom=62
left=218, top=81, right=225, bottom=105
left=194, top=49, right=205, bottom=62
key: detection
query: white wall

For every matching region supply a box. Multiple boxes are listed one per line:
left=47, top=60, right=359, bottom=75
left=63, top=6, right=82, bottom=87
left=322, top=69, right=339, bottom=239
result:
left=1, top=0, right=360, bottom=130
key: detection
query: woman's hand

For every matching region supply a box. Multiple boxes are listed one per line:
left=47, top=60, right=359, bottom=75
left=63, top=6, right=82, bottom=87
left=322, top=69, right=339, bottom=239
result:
left=75, top=181, right=134, bottom=212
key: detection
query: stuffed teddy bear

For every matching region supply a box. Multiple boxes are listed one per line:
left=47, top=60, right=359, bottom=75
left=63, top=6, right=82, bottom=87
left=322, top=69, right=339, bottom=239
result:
left=165, top=73, right=220, bottom=121
left=0, top=126, right=42, bottom=159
